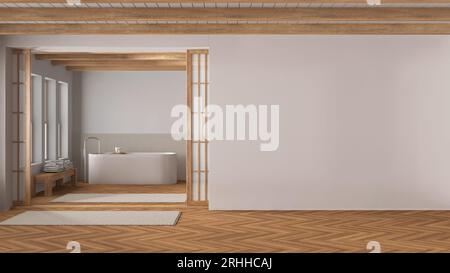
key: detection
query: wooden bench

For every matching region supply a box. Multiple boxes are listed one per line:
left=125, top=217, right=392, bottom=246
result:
left=33, top=168, right=77, bottom=197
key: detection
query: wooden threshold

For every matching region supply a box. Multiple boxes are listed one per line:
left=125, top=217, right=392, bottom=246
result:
left=21, top=203, right=187, bottom=210
left=187, top=200, right=209, bottom=207
left=17, top=182, right=189, bottom=210
left=2, top=23, right=450, bottom=35
left=26, top=181, right=187, bottom=204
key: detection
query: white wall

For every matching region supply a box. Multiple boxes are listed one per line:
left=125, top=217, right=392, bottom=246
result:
left=4, top=35, right=450, bottom=210
left=209, top=36, right=450, bottom=210
left=32, top=59, right=73, bottom=89
left=80, top=71, right=185, bottom=134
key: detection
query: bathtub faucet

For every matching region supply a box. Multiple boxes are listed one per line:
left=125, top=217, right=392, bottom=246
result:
left=83, top=136, right=101, bottom=183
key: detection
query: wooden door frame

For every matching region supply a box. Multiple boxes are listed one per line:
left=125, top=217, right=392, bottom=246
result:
left=10, top=48, right=32, bottom=206
left=23, top=49, right=32, bottom=206
left=186, top=49, right=209, bottom=207
left=19, top=48, right=208, bottom=207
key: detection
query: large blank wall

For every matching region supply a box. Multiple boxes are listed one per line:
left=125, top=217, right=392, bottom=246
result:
left=209, top=36, right=450, bottom=209
left=80, top=71, right=185, bottom=134
left=2, top=35, right=450, bottom=210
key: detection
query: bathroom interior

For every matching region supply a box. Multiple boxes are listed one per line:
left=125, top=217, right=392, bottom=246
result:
left=5, top=48, right=208, bottom=207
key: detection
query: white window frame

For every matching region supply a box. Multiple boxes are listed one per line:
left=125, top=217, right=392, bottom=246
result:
left=31, top=76, right=70, bottom=163
left=57, top=81, right=69, bottom=159
left=31, top=73, right=43, bottom=164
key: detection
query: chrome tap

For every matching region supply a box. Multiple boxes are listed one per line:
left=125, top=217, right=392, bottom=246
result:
left=83, top=136, right=101, bottom=183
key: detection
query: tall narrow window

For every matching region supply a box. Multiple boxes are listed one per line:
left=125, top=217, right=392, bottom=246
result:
left=44, top=78, right=57, bottom=161
left=58, top=81, right=69, bottom=159
left=31, top=74, right=43, bottom=163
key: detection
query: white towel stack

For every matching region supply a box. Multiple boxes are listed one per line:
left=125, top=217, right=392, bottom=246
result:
left=42, top=158, right=73, bottom=173
left=61, top=158, right=73, bottom=170
left=42, top=160, right=65, bottom=173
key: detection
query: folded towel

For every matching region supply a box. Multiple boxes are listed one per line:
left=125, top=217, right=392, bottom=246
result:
left=42, top=159, right=73, bottom=173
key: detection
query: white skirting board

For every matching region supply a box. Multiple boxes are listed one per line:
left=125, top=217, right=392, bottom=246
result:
left=50, top=193, right=187, bottom=203
left=0, top=211, right=181, bottom=226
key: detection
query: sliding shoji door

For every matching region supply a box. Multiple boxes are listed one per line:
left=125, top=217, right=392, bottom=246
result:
left=11, top=49, right=32, bottom=206
left=187, top=49, right=209, bottom=205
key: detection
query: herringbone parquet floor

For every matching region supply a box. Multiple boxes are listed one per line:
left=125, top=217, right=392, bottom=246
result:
left=1, top=208, right=450, bottom=252
left=1, top=182, right=449, bottom=252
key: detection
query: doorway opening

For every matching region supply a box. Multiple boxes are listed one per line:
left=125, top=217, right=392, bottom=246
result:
left=7, top=48, right=209, bottom=209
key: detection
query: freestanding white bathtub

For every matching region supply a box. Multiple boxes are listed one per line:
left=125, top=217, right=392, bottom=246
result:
left=88, top=152, right=177, bottom=185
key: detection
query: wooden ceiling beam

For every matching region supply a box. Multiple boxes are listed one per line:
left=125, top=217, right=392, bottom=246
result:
left=2, top=23, right=450, bottom=35
left=66, top=65, right=186, bottom=71
left=52, top=60, right=186, bottom=66
left=36, top=52, right=186, bottom=61
left=51, top=60, right=186, bottom=66
left=2, top=8, right=450, bottom=22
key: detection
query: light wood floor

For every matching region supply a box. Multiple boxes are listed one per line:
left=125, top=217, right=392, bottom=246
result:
left=1, top=207, right=450, bottom=252
left=1, top=182, right=450, bottom=252
left=29, top=181, right=186, bottom=208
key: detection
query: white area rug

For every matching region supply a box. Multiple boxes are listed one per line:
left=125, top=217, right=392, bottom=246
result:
left=0, top=211, right=181, bottom=226
left=50, top=193, right=186, bottom=203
